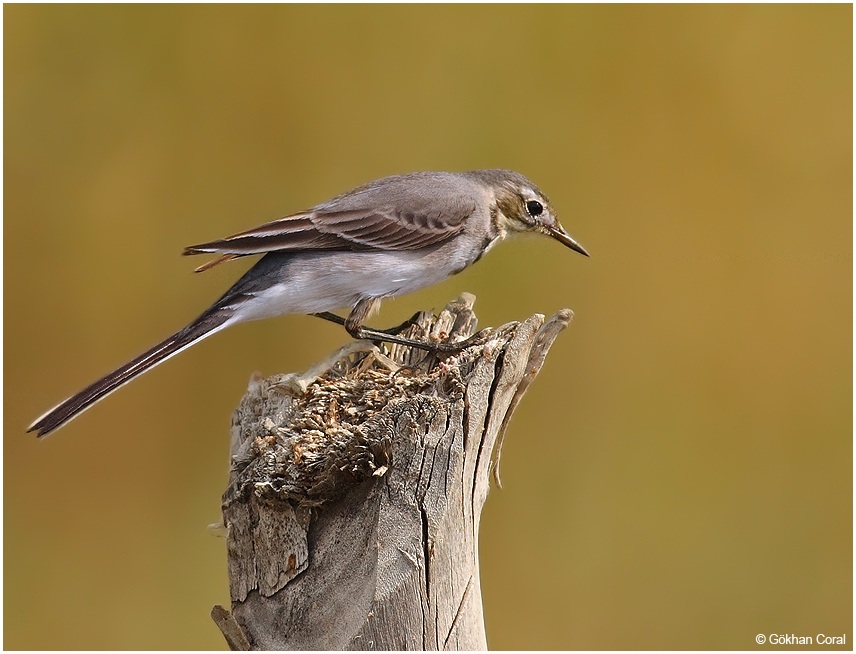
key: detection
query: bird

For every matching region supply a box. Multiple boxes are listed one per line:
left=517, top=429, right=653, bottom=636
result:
left=28, top=169, right=588, bottom=437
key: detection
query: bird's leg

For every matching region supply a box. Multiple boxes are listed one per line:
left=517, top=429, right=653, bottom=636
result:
left=344, top=298, right=438, bottom=350
left=312, top=300, right=484, bottom=353
left=312, top=308, right=425, bottom=349
left=311, top=309, right=420, bottom=336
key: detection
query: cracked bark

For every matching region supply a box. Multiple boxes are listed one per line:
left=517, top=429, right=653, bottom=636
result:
left=214, top=294, right=573, bottom=650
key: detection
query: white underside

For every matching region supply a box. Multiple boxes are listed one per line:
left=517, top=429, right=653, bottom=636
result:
left=231, top=248, right=481, bottom=322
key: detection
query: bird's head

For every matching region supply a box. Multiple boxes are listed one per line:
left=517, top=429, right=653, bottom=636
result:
left=474, top=169, right=589, bottom=257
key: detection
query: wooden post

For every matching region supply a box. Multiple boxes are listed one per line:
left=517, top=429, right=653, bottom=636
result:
left=212, top=294, right=573, bottom=650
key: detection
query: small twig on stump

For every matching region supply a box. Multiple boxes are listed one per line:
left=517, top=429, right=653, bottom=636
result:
left=213, top=294, right=573, bottom=650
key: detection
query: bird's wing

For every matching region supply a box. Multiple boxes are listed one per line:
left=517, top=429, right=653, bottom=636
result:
left=183, top=214, right=346, bottom=262
left=311, top=205, right=469, bottom=249
left=183, top=198, right=473, bottom=270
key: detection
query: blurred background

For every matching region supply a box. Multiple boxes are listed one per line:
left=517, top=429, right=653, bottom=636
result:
left=4, top=5, right=851, bottom=649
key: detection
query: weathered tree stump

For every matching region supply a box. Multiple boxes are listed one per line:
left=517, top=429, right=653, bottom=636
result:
left=213, top=294, right=573, bottom=650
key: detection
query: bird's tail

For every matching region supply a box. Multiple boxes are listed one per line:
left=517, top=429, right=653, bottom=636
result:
left=27, top=309, right=235, bottom=437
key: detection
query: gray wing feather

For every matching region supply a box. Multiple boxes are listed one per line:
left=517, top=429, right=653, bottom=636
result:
left=183, top=214, right=348, bottom=256
left=183, top=173, right=476, bottom=263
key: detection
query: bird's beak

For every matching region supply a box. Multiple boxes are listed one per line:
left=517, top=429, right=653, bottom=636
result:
left=545, top=223, right=590, bottom=257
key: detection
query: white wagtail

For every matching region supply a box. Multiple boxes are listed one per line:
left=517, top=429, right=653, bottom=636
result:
left=28, top=169, right=588, bottom=436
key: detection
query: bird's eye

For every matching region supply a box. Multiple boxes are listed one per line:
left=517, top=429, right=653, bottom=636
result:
left=525, top=200, right=544, bottom=217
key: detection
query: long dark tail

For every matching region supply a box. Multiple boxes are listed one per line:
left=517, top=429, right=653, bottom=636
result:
left=28, top=309, right=234, bottom=437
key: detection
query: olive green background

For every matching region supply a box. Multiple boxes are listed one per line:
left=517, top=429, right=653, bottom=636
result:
left=5, top=5, right=851, bottom=650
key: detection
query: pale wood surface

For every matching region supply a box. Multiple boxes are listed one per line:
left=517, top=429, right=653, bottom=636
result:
left=214, top=295, right=572, bottom=650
